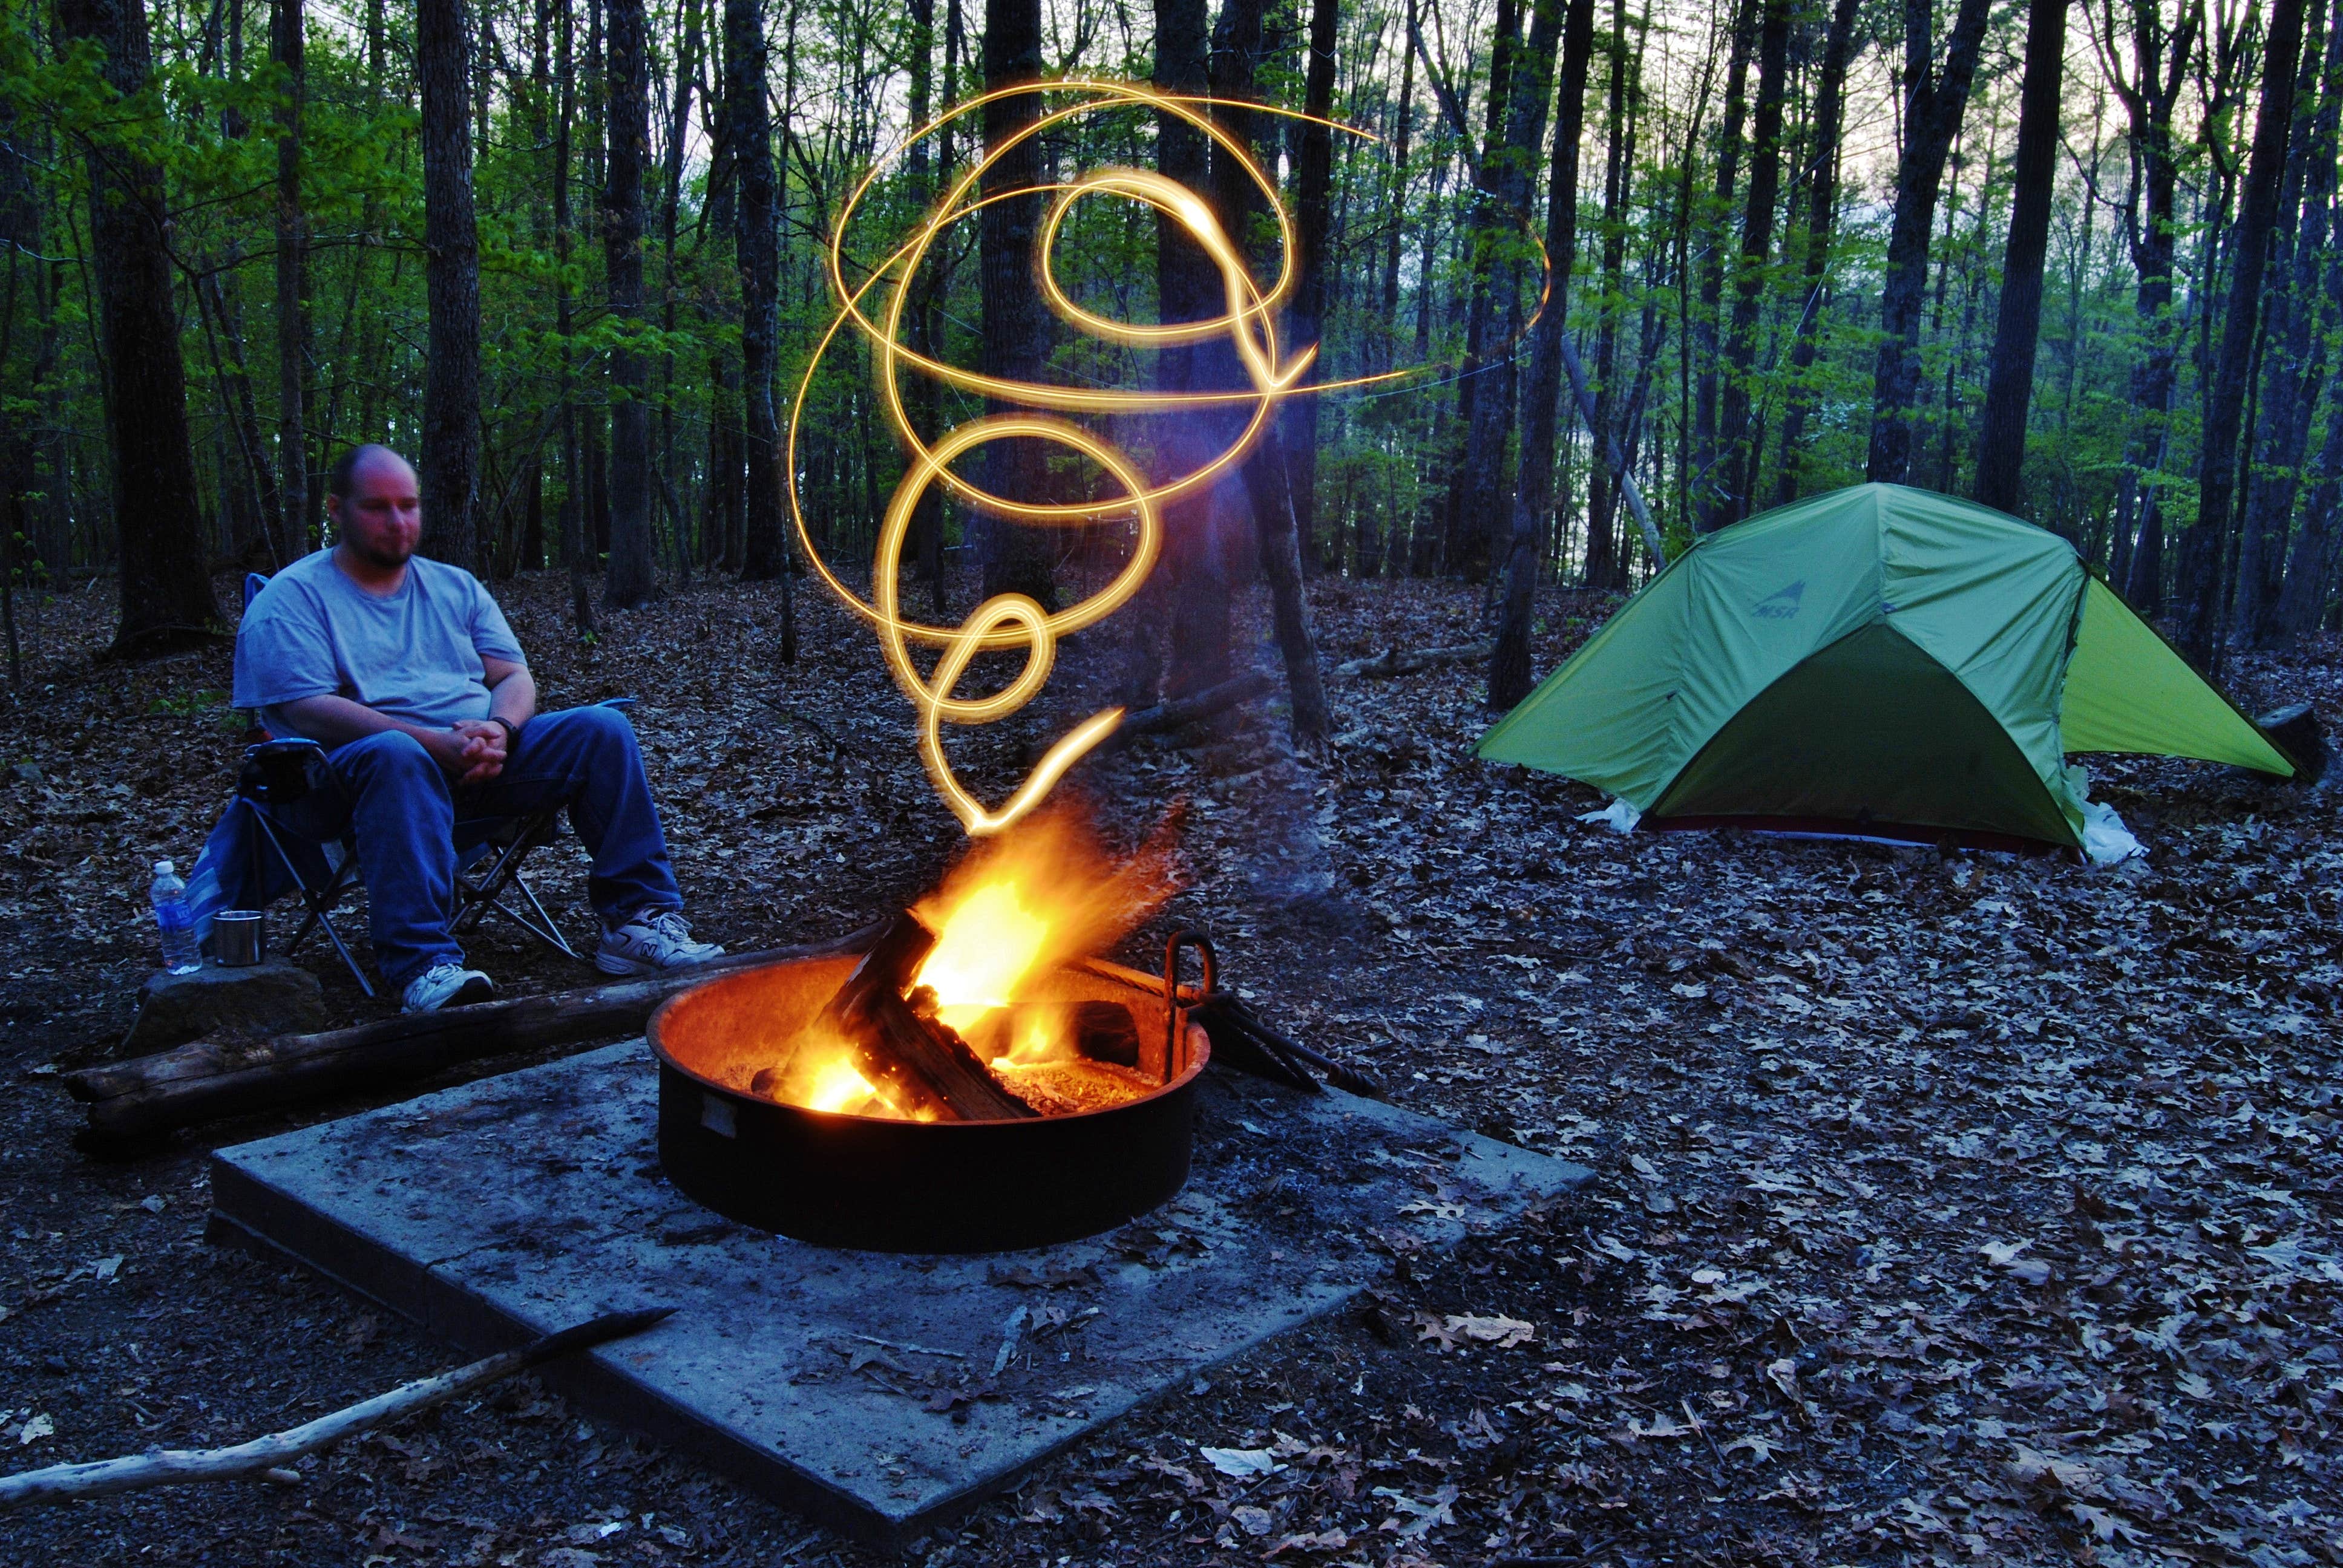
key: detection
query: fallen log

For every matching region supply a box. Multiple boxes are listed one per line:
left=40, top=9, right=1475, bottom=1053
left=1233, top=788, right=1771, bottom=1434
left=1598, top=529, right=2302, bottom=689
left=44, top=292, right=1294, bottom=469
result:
left=0, top=1307, right=672, bottom=1509
left=1116, top=670, right=1278, bottom=737
left=1332, top=641, right=1495, bottom=679
left=64, top=926, right=882, bottom=1142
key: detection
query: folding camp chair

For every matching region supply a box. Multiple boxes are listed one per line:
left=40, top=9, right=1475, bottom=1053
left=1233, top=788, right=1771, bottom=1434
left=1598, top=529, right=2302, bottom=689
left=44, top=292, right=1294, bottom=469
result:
left=232, top=571, right=613, bottom=996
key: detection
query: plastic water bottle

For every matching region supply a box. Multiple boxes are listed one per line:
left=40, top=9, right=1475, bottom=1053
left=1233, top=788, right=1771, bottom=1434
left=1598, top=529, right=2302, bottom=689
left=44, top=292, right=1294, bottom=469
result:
left=150, top=860, right=201, bottom=975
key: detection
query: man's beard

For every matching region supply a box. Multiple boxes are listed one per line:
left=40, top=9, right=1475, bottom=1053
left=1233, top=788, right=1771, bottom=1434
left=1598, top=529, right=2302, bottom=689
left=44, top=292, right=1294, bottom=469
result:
left=347, top=534, right=416, bottom=570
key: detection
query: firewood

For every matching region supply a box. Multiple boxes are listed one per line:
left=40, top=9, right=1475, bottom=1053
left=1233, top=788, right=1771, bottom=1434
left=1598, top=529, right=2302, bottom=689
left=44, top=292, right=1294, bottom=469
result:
left=798, top=912, right=1039, bottom=1121
left=0, top=1307, right=672, bottom=1509
left=63, top=928, right=882, bottom=1143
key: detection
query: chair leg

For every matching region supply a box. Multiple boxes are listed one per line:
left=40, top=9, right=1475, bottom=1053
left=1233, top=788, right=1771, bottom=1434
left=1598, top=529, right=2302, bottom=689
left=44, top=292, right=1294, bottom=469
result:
left=250, top=811, right=375, bottom=999
left=452, top=808, right=581, bottom=962
left=510, top=872, right=583, bottom=959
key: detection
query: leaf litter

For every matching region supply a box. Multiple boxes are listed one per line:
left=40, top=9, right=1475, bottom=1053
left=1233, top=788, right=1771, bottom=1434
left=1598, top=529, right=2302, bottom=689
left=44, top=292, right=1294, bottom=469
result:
left=0, top=573, right=2337, bottom=1566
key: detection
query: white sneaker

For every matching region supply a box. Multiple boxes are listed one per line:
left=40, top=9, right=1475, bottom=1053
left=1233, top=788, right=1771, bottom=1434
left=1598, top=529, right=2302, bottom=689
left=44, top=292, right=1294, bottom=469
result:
left=402, top=963, right=496, bottom=1014
left=596, top=910, right=726, bottom=976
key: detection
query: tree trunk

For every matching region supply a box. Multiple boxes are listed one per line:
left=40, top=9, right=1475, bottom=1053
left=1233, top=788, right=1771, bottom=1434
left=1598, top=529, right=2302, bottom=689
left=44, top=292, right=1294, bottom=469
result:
left=1456, top=0, right=1564, bottom=574
left=1377, top=0, right=1418, bottom=379
left=1211, top=0, right=1333, bottom=738
left=2111, top=1, right=2198, bottom=609
left=552, top=0, right=597, bottom=636
left=1689, top=0, right=1754, bottom=514
left=1152, top=0, right=1228, bottom=698
left=2237, top=0, right=2342, bottom=645
left=1581, top=0, right=1637, bottom=588
left=1971, top=0, right=2068, bottom=514
left=904, top=0, right=945, bottom=606
left=1429, top=0, right=1521, bottom=576
left=2276, top=351, right=2343, bottom=641
left=272, top=0, right=307, bottom=561
left=2178, top=0, right=2309, bottom=666
left=727, top=0, right=792, bottom=661
left=196, top=273, right=287, bottom=566
left=1489, top=0, right=1596, bottom=711
left=1707, top=0, right=1789, bottom=529
left=54, top=0, right=222, bottom=654
left=1283, top=0, right=1339, bottom=578
left=418, top=0, right=482, bottom=573
left=1770, top=0, right=1859, bottom=507
left=977, top=0, right=1055, bottom=607
left=601, top=0, right=657, bottom=610
left=1864, top=0, right=1994, bottom=483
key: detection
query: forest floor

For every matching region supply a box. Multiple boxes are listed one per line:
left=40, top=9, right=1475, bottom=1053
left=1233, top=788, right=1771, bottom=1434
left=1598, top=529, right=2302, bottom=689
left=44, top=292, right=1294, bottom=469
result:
left=0, top=564, right=2337, bottom=1568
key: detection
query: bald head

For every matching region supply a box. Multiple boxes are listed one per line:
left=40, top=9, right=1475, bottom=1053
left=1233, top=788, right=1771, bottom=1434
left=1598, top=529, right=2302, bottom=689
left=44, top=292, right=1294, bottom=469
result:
left=326, top=445, right=423, bottom=578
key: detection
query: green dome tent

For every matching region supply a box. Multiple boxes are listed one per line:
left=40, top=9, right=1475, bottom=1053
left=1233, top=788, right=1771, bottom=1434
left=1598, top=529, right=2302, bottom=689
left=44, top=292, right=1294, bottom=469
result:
left=1477, top=484, right=2296, bottom=851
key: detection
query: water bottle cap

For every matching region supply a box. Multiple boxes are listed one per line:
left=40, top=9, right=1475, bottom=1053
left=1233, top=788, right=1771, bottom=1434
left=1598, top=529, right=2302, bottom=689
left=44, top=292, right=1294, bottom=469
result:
left=154, top=860, right=175, bottom=876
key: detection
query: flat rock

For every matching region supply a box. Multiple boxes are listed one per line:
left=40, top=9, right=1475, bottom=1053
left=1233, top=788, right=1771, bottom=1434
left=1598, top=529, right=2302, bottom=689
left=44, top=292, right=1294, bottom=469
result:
left=122, top=959, right=329, bottom=1056
left=209, top=1041, right=1588, bottom=1545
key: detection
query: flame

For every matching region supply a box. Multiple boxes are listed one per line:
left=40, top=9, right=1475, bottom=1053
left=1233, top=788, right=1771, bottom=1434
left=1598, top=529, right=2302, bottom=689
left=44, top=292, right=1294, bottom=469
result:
left=911, top=805, right=1179, bottom=1026
left=756, top=804, right=1181, bottom=1119
left=804, top=1057, right=882, bottom=1114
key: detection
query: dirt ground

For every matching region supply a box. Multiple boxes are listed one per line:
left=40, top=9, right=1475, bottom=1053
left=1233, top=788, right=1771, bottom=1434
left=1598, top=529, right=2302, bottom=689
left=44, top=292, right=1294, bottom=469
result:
left=0, top=565, right=2336, bottom=1568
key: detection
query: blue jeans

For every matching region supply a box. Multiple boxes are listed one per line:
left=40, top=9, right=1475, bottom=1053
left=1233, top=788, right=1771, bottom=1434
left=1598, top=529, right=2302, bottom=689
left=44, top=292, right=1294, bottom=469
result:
left=276, top=705, right=681, bottom=988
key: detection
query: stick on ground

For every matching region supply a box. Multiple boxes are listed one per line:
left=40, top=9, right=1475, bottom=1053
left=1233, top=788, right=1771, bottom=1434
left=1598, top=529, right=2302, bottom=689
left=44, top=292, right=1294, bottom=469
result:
left=0, top=1307, right=674, bottom=1510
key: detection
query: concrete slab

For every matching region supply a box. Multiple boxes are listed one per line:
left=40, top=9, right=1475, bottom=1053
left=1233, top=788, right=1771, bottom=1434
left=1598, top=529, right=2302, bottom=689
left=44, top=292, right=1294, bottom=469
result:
left=209, top=1042, right=1588, bottom=1546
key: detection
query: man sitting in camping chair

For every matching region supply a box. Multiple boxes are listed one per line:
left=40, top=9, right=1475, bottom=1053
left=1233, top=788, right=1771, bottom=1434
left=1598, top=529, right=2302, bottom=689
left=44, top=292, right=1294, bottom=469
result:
left=228, top=443, right=723, bottom=1013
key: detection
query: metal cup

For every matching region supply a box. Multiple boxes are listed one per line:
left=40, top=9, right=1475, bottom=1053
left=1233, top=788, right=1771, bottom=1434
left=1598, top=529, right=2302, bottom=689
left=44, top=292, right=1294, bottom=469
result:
left=213, top=910, right=266, bottom=967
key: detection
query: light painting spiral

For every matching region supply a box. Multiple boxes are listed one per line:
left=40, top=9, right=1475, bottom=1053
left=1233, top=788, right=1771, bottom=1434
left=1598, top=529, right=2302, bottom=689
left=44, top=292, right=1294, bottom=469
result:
left=788, top=80, right=1407, bottom=836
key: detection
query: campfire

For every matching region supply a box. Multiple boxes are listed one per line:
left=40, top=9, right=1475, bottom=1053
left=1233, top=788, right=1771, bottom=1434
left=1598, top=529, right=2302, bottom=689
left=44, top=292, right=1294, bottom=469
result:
left=742, top=808, right=1187, bottom=1123
left=649, top=806, right=1380, bottom=1251
left=647, top=809, right=1219, bottom=1251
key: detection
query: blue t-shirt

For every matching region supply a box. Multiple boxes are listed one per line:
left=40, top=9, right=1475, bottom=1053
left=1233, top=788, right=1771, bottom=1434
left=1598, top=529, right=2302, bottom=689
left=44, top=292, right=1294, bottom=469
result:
left=232, top=549, right=527, bottom=744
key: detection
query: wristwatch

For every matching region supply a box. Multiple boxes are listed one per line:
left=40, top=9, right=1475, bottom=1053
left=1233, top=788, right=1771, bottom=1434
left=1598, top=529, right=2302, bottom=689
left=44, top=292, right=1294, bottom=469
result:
left=491, top=716, right=522, bottom=749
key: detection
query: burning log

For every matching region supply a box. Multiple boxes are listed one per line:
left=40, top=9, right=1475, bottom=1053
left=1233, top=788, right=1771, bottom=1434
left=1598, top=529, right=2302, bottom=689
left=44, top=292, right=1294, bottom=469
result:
left=761, top=912, right=1040, bottom=1122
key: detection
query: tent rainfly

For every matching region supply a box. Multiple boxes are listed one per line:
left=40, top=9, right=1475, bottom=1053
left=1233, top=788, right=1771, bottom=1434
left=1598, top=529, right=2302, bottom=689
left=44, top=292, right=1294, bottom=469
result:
left=1477, top=484, right=2296, bottom=851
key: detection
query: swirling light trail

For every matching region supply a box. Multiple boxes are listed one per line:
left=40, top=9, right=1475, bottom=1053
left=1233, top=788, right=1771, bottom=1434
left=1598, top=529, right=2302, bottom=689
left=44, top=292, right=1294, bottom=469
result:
left=786, top=79, right=1538, bottom=836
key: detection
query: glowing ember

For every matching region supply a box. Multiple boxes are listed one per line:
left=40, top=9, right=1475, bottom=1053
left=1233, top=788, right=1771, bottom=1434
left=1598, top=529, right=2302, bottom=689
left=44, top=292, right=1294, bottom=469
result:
left=803, top=1057, right=882, bottom=1114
